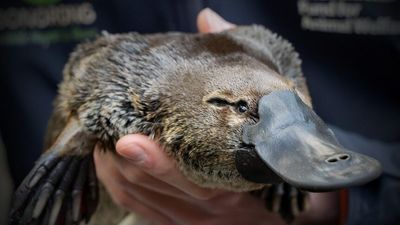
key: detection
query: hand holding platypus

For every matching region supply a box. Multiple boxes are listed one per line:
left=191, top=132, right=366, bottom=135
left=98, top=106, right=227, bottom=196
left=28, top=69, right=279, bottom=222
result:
left=10, top=9, right=381, bottom=225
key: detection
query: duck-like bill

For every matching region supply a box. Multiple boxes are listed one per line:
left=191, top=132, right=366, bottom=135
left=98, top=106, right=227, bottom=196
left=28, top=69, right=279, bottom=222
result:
left=236, top=90, right=382, bottom=191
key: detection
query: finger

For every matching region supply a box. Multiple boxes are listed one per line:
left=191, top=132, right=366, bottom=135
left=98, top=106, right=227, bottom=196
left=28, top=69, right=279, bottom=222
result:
left=111, top=190, right=174, bottom=225
left=115, top=158, right=193, bottom=200
left=94, top=146, right=195, bottom=202
left=196, top=192, right=266, bottom=215
left=122, top=183, right=285, bottom=225
left=121, top=181, right=209, bottom=225
left=204, top=214, right=285, bottom=225
left=116, top=134, right=221, bottom=200
left=95, top=148, right=284, bottom=225
left=94, top=156, right=173, bottom=225
left=196, top=8, right=235, bottom=33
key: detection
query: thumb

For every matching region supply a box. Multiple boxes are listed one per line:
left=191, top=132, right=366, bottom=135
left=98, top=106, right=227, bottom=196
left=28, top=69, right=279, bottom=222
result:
left=197, top=8, right=235, bottom=33
left=115, top=134, right=219, bottom=199
left=116, top=134, right=167, bottom=170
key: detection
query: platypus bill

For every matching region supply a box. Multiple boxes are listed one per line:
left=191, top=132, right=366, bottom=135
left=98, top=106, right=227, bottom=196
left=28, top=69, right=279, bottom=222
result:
left=10, top=25, right=381, bottom=225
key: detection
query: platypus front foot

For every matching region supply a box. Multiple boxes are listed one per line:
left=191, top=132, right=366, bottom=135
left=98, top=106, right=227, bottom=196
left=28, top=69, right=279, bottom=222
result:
left=9, top=118, right=99, bottom=225
left=10, top=153, right=98, bottom=225
left=252, top=183, right=309, bottom=224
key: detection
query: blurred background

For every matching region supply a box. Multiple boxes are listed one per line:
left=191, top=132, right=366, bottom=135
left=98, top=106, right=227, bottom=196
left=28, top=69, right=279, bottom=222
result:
left=0, top=136, right=13, bottom=225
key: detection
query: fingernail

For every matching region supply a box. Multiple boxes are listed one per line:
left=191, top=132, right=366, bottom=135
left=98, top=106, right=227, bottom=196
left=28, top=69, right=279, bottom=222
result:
left=203, top=8, right=235, bottom=32
left=119, top=144, right=148, bottom=165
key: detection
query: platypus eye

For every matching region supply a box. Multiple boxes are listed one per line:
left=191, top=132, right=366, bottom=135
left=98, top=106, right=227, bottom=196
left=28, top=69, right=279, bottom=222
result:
left=206, top=97, right=249, bottom=114
left=236, top=100, right=249, bottom=113
left=207, top=98, right=232, bottom=107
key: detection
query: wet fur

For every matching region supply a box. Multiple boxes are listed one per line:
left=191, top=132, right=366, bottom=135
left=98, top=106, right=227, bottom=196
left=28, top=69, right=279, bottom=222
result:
left=47, top=25, right=310, bottom=192
left=3, top=25, right=315, bottom=225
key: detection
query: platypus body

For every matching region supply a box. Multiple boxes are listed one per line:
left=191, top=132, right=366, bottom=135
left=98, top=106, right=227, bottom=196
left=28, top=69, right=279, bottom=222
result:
left=10, top=26, right=381, bottom=225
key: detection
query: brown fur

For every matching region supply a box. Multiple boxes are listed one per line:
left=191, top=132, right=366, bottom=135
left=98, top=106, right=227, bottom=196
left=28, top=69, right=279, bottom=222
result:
left=47, top=25, right=311, bottom=191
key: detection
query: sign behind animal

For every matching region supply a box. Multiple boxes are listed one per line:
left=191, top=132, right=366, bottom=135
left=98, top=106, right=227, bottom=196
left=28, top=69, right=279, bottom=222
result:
left=10, top=25, right=381, bottom=225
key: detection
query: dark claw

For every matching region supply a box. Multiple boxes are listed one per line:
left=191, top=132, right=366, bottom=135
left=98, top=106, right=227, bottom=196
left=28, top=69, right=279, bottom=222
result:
left=28, top=153, right=60, bottom=188
left=88, top=157, right=98, bottom=201
left=32, top=183, right=54, bottom=219
left=10, top=154, right=99, bottom=225
left=279, top=184, right=310, bottom=224
left=272, top=183, right=284, bottom=213
left=85, top=157, right=99, bottom=222
left=71, top=192, right=82, bottom=222
left=32, top=157, right=73, bottom=219
left=71, top=157, right=90, bottom=222
left=65, top=197, right=79, bottom=225
left=279, top=183, right=295, bottom=224
left=253, top=185, right=274, bottom=211
left=48, top=158, right=80, bottom=225
left=253, top=183, right=309, bottom=224
left=39, top=201, right=52, bottom=225
left=20, top=192, right=40, bottom=224
left=289, top=187, right=299, bottom=216
left=297, top=190, right=309, bottom=213
left=11, top=154, right=61, bottom=220
left=58, top=158, right=80, bottom=191
left=28, top=167, right=49, bottom=189
left=11, top=183, right=36, bottom=223
left=48, top=192, right=65, bottom=225
left=46, top=157, right=73, bottom=184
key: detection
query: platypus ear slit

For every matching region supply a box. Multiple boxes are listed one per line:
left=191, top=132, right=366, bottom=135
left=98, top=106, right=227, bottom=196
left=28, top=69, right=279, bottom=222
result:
left=10, top=154, right=97, bottom=225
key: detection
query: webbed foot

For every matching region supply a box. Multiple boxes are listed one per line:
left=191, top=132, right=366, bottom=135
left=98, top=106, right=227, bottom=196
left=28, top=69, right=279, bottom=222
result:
left=253, top=183, right=309, bottom=224
left=10, top=153, right=98, bottom=225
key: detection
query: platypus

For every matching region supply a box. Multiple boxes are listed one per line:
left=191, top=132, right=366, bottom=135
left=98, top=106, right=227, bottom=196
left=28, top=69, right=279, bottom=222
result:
left=10, top=25, right=381, bottom=225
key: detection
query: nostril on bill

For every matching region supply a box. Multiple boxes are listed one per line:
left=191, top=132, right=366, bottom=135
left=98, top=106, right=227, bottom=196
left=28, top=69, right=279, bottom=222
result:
left=327, top=158, right=338, bottom=163
left=325, top=154, right=350, bottom=163
left=339, top=154, right=350, bottom=160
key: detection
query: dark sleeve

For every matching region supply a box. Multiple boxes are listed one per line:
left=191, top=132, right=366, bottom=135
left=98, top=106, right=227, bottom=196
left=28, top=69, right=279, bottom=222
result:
left=0, top=135, right=13, bottom=225
left=0, top=44, right=68, bottom=186
left=331, top=126, right=400, bottom=225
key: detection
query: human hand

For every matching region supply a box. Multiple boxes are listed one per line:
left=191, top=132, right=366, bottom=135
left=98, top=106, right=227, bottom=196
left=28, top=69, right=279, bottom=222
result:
left=94, top=134, right=286, bottom=225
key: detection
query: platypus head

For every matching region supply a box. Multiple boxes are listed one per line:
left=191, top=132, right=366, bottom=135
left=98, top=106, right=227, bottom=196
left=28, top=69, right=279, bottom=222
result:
left=145, top=26, right=381, bottom=191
